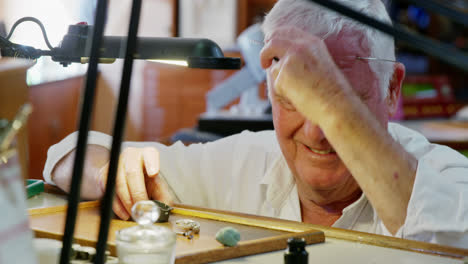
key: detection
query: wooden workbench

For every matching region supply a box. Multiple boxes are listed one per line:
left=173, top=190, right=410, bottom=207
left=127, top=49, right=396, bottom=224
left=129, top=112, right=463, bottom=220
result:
left=27, top=191, right=468, bottom=264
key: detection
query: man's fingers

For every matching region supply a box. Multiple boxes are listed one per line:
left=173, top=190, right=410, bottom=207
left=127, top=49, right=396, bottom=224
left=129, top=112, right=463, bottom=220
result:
left=270, top=53, right=297, bottom=98
left=260, top=39, right=289, bottom=69
left=124, top=148, right=149, bottom=203
left=149, top=176, right=174, bottom=206
left=97, top=162, right=109, bottom=192
left=116, top=154, right=133, bottom=214
left=143, top=147, right=160, bottom=177
left=261, top=33, right=307, bottom=69
left=261, top=26, right=324, bottom=70
left=270, top=58, right=282, bottom=84
left=113, top=196, right=130, bottom=220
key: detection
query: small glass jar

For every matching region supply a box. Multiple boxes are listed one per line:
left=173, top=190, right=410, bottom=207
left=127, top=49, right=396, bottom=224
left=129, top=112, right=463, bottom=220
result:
left=116, top=201, right=176, bottom=264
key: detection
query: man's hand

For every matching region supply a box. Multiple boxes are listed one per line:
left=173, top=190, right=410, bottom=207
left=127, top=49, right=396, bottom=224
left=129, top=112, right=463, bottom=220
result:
left=260, top=27, right=353, bottom=125
left=98, top=147, right=174, bottom=220
left=52, top=145, right=174, bottom=220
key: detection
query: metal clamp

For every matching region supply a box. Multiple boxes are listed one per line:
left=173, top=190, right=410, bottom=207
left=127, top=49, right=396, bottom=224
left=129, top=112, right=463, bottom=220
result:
left=0, top=104, right=32, bottom=164
left=152, top=200, right=173, bottom=223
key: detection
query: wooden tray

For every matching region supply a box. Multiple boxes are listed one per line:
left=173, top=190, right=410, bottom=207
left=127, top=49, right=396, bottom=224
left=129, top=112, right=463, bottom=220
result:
left=29, top=201, right=324, bottom=263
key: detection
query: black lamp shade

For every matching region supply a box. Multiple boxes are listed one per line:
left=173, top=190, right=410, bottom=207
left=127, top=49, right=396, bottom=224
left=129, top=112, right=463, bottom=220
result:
left=52, top=24, right=239, bottom=69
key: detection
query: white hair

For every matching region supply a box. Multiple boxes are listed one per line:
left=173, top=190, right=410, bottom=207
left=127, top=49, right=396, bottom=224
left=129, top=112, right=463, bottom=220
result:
left=262, top=0, right=395, bottom=99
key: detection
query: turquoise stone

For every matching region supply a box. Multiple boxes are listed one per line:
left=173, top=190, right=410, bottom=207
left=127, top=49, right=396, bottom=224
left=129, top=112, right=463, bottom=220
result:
left=215, top=227, right=241, bottom=247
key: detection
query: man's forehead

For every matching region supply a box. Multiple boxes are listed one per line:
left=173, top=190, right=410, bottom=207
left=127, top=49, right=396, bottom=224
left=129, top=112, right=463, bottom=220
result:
left=323, top=29, right=370, bottom=57
left=266, top=24, right=370, bottom=56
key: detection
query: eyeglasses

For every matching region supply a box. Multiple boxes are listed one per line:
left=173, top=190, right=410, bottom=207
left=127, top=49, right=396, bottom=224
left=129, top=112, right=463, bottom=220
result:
left=335, top=56, right=397, bottom=65
left=354, top=56, right=397, bottom=63
left=333, top=55, right=398, bottom=73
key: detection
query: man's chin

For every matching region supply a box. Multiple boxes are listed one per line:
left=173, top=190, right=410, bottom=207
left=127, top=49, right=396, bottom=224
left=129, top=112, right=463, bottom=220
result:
left=295, top=170, right=361, bottom=203
left=297, top=170, right=352, bottom=192
left=306, top=180, right=344, bottom=192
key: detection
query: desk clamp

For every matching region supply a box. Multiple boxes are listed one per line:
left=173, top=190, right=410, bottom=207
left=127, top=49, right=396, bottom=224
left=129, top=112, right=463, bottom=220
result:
left=0, top=104, right=32, bottom=164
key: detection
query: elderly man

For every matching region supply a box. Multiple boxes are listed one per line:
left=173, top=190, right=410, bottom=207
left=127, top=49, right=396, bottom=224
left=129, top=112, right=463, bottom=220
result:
left=44, top=0, right=468, bottom=248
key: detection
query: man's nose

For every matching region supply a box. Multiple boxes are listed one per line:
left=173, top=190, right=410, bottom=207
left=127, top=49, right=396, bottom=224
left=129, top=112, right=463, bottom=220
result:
left=302, top=119, right=326, bottom=142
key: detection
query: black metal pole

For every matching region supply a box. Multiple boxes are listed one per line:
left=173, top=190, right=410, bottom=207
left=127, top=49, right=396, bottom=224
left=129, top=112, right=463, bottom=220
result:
left=93, top=0, right=143, bottom=262
left=59, top=0, right=109, bottom=263
left=305, top=0, right=468, bottom=71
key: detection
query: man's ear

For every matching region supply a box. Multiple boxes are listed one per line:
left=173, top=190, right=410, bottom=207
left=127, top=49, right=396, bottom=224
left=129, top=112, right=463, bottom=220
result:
left=386, top=62, right=405, bottom=116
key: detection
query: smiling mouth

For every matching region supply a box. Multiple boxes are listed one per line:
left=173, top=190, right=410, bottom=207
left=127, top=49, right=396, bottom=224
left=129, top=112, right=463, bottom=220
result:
left=305, top=145, right=336, bottom=155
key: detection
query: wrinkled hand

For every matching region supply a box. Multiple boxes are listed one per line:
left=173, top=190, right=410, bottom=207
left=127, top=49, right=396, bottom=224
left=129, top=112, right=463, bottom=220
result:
left=98, top=147, right=173, bottom=220
left=260, top=27, right=352, bottom=124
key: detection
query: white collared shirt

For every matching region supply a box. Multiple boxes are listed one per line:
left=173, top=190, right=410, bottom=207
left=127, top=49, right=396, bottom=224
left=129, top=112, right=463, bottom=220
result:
left=43, top=123, right=468, bottom=248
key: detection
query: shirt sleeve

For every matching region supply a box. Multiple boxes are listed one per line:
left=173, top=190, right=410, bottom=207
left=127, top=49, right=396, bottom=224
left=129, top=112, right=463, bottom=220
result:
left=152, top=130, right=262, bottom=210
left=386, top=123, right=468, bottom=249
left=42, top=130, right=255, bottom=210
left=42, top=131, right=113, bottom=184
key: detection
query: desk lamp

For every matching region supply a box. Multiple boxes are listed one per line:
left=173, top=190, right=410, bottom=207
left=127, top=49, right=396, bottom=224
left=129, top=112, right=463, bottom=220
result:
left=0, top=17, right=240, bottom=70
left=1, top=3, right=240, bottom=263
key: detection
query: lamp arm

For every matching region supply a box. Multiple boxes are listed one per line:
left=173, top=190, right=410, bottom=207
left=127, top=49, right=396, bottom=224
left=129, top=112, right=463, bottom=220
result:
left=0, top=35, right=52, bottom=60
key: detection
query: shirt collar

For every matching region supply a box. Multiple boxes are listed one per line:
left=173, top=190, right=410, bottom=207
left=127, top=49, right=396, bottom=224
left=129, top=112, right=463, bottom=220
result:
left=333, top=193, right=369, bottom=229
left=259, top=150, right=369, bottom=222
left=260, top=153, right=296, bottom=210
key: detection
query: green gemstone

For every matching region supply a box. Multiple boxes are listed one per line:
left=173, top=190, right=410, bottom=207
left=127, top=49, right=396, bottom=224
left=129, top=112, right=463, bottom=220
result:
left=215, top=227, right=241, bottom=247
